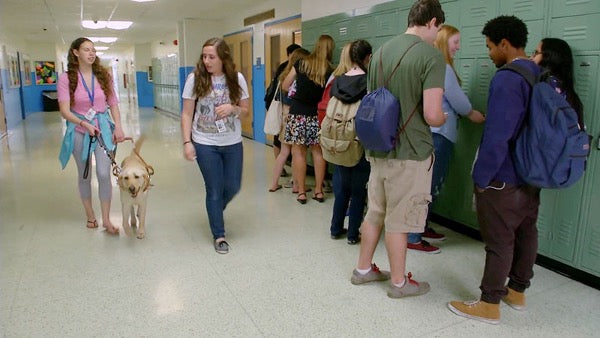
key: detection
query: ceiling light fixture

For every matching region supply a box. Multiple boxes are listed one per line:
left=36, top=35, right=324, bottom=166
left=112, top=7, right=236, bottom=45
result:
left=82, top=20, right=133, bottom=30
left=96, top=52, right=105, bottom=56
left=95, top=46, right=109, bottom=51
left=88, top=37, right=118, bottom=43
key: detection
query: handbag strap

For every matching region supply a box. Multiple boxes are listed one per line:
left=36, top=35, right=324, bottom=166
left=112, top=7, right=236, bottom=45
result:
left=378, top=40, right=420, bottom=88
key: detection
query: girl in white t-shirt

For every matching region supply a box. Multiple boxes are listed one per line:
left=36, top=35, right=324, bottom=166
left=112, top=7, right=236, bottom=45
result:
left=180, top=38, right=249, bottom=254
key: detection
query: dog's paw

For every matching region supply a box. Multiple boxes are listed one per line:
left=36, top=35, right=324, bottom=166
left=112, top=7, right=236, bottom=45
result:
left=136, top=232, right=145, bottom=239
left=123, top=225, right=134, bottom=237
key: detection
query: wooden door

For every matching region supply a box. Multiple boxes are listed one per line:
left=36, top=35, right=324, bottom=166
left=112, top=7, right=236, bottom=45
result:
left=264, top=17, right=302, bottom=144
left=264, top=17, right=302, bottom=89
left=224, top=30, right=253, bottom=138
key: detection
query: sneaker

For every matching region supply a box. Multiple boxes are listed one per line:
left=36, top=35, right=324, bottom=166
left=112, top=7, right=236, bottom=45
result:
left=447, top=299, right=500, bottom=324
left=214, top=240, right=230, bottom=254
left=331, top=228, right=348, bottom=239
left=350, top=263, right=390, bottom=285
left=387, top=272, right=431, bottom=298
left=407, top=240, right=441, bottom=254
left=502, top=287, right=526, bottom=310
left=423, top=227, right=446, bottom=241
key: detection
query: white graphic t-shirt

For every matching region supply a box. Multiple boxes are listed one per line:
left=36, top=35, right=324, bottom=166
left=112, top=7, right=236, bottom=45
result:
left=182, top=72, right=249, bottom=146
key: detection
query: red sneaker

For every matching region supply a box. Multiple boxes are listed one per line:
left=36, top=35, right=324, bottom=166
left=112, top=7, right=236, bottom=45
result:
left=407, top=240, right=441, bottom=254
left=423, top=227, right=446, bottom=242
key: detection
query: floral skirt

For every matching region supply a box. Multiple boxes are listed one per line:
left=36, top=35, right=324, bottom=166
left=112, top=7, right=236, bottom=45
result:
left=284, top=114, right=320, bottom=146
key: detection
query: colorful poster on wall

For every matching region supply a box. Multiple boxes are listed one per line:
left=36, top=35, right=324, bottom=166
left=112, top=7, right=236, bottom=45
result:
left=35, top=61, right=57, bottom=85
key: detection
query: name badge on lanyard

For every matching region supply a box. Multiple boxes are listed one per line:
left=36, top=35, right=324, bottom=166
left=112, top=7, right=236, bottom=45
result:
left=80, top=70, right=96, bottom=121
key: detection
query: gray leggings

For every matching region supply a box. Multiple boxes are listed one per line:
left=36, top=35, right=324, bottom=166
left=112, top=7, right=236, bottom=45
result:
left=72, top=132, right=112, bottom=201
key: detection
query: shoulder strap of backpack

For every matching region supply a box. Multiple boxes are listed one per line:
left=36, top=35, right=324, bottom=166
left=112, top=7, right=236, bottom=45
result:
left=501, top=62, right=537, bottom=87
left=378, top=40, right=421, bottom=88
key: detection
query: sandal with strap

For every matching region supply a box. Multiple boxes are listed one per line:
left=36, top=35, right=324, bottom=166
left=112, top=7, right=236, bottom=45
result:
left=86, top=220, right=98, bottom=228
left=312, top=191, right=325, bottom=203
left=296, top=192, right=307, bottom=204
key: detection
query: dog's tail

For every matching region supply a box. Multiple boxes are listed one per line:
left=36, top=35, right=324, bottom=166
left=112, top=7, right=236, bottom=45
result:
left=134, top=134, right=146, bottom=154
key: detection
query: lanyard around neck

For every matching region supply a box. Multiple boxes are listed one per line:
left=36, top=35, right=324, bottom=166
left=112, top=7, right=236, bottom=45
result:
left=79, top=70, right=95, bottom=105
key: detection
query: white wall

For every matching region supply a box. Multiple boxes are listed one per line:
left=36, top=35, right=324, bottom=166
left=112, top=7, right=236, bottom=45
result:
left=301, top=0, right=394, bottom=21
left=219, top=0, right=302, bottom=67
left=178, top=18, right=224, bottom=69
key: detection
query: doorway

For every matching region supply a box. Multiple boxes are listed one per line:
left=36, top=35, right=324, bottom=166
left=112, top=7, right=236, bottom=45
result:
left=224, top=30, right=253, bottom=138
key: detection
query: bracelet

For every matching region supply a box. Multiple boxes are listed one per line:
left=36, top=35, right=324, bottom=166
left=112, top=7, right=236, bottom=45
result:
left=183, top=141, right=192, bottom=145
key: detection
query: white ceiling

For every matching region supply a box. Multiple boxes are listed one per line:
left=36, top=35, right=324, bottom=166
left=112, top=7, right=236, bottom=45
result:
left=0, top=0, right=262, bottom=49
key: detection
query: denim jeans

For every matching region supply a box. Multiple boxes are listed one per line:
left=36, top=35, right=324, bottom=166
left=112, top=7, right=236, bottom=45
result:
left=194, top=142, right=243, bottom=240
left=408, top=133, right=453, bottom=243
left=330, top=156, right=370, bottom=241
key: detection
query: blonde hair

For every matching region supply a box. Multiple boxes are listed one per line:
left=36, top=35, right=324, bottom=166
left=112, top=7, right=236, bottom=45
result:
left=300, top=35, right=334, bottom=86
left=332, top=43, right=353, bottom=77
left=279, top=48, right=310, bottom=83
left=434, top=24, right=460, bottom=84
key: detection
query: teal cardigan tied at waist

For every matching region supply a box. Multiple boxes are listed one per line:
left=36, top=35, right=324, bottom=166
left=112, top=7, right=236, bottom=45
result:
left=59, top=112, right=115, bottom=169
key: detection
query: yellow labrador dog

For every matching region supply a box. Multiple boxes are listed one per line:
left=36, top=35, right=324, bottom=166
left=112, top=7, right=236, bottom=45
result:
left=117, top=135, right=154, bottom=239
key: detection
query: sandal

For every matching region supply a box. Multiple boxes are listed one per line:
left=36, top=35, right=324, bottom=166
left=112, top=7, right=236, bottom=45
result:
left=296, top=192, right=307, bottom=204
left=86, top=220, right=98, bottom=228
left=268, top=185, right=282, bottom=192
left=292, top=187, right=311, bottom=194
left=312, top=191, right=325, bottom=203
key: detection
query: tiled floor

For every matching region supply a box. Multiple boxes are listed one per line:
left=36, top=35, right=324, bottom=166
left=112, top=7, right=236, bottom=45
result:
left=1, top=104, right=599, bottom=337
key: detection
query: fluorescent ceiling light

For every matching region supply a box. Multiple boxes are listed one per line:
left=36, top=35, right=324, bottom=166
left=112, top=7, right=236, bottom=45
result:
left=82, top=20, right=133, bottom=30
left=88, top=37, right=118, bottom=43
left=107, top=21, right=133, bottom=30
left=82, top=20, right=105, bottom=29
left=95, top=46, right=109, bottom=51
left=96, top=52, right=105, bottom=56
left=167, top=53, right=177, bottom=58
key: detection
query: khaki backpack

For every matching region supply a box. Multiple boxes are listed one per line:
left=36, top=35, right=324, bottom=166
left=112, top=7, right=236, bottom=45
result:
left=319, top=96, right=363, bottom=167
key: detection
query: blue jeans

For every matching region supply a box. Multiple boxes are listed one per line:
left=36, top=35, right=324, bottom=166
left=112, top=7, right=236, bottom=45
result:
left=408, top=133, right=453, bottom=243
left=194, top=142, right=243, bottom=240
left=330, top=156, right=370, bottom=241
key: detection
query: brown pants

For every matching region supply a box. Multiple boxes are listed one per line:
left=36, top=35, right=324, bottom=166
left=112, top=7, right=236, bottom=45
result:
left=475, top=181, right=540, bottom=304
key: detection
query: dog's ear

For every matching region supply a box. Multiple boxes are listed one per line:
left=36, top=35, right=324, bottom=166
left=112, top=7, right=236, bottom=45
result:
left=142, top=174, right=150, bottom=191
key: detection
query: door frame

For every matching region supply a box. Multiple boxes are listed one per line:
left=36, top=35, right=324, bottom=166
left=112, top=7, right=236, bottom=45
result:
left=224, top=28, right=254, bottom=139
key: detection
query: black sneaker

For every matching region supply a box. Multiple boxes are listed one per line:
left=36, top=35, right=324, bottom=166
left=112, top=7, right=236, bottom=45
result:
left=214, top=240, right=230, bottom=254
left=331, top=228, right=348, bottom=239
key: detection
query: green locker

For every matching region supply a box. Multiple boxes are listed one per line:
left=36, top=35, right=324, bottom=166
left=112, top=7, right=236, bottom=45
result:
left=499, top=0, right=546, bottom=21
left=373, top=11, right=402, bottom=37
left=441, top=1, right=459, bottom=25
left=333, top=19, right=351, bottom=42
left=552, top=0, right=600, bottom=18
left=351, top=15, right=374, bottom=39
left=456, top=25, right=487, bottom=58
left=524, top=20, right=544, bottom=58
left=470, top=58, right=495, bottom=113
left=459, top=0, right=499, bottom=28
left=549, top=13, right=600, bottom=53
left=575, top=55, right=600, bottom=275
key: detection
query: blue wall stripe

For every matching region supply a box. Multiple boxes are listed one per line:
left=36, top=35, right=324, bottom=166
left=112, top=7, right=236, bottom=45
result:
left=252, top=63, right=266, bottom=143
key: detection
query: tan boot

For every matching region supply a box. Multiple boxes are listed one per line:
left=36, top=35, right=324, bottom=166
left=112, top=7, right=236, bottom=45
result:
left=502, top=287, right=526, bottom=310
left=448, top=300, right=500, bottom=324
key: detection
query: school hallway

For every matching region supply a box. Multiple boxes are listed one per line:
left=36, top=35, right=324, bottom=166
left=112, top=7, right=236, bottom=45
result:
left=1, top=103, right=599, bottom=337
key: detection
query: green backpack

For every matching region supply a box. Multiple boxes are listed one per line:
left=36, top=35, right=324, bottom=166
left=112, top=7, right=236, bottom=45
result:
left=319, top=96, right=363, bottom=167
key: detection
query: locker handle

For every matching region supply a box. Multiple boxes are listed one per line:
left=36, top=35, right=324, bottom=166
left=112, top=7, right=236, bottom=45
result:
left=597, top=134, right=600, bottom=150
left=580, top=62, right=591, bottom=67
